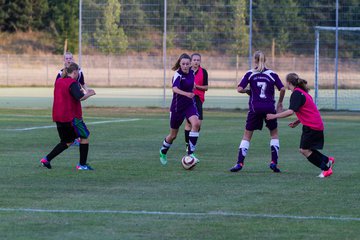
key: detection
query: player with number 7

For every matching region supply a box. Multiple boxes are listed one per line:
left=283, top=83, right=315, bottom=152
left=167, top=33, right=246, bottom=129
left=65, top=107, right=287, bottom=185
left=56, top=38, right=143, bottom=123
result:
left=229, top=50, right=286, bottom=173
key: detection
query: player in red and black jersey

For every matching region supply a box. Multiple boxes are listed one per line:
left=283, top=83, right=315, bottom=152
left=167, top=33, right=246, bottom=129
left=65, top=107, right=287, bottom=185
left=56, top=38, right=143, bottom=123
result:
left=267, top=73, right=335, bottom=178
left=40, top=63, right=96, bottom=170
left=184, top=53, right=208, bottom=153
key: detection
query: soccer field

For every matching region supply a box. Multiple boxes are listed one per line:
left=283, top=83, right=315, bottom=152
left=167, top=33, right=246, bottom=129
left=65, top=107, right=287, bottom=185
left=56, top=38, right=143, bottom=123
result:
left=0, top=108, right=359, bottom=239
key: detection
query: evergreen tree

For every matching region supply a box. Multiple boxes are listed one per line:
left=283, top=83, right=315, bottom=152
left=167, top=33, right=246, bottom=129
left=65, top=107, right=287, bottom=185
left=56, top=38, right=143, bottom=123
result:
left=230, top=0, right=248, bottom=56
left=93, top=0, right=128, bottom=54
left=1, top=0, right=48, bottom=32
left=47, top=0, right=79, bottom=53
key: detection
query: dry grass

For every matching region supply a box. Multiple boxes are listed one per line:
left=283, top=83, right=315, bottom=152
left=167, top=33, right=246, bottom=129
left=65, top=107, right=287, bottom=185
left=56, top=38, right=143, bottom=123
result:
left=0, top=31, right=56, bottom=54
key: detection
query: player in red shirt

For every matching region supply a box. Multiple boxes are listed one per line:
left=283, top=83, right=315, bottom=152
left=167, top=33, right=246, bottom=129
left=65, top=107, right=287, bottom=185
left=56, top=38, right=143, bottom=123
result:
left=56, top=52, right=92, bottom=147
left=266, top=73, right=335, bottom=178
left=184, top=53, right=208, bottom=153
left=40, top=63, right=96, bottom=170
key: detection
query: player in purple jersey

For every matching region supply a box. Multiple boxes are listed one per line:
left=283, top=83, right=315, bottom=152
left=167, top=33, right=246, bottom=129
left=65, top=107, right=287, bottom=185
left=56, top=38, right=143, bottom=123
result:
left=230, top=50, right=286, bottom=173
left=56, top=52, right=90, bottom=92
left=159, top=53, right=201, bottom=165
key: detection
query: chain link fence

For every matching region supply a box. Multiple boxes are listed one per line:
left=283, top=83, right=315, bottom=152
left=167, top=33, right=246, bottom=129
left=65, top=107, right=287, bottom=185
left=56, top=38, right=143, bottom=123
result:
left=0, top=1, right=359, bottom=110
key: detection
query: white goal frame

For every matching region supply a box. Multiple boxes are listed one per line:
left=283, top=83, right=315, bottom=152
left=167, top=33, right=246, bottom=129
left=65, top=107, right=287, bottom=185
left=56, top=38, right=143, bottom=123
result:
left=314, top=26, right=360, bottom=109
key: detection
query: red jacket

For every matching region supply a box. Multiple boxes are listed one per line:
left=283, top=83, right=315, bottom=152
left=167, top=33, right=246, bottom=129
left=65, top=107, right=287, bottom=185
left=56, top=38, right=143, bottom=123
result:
left=52, top=77, right=82, bottom=122
left=193, top=66, right=206, bottom=103
left=294, top=87, right=324, bottom=131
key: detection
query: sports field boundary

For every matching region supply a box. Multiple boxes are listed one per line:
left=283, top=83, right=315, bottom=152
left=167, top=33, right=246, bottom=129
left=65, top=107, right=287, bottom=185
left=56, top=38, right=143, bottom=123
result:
left=1, top=118, right=141, bottom=131
left=0, top=208, right=358, bottom=222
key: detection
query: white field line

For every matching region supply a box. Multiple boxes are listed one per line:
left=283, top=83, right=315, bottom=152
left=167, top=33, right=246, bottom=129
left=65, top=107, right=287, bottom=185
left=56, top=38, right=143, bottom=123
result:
left=2, top=119, right=140, bottom=131
left=0, top=208, right=358, bottom=222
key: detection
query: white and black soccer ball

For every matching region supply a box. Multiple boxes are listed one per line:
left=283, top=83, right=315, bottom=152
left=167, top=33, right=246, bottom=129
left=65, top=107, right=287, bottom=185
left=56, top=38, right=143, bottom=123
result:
left=181, top=155, right=197, bottom=170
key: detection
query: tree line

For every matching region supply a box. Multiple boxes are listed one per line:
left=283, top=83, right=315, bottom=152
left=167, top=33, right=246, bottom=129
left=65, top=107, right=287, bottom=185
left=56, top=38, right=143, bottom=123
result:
left=1, top=0, right=359, bottom=57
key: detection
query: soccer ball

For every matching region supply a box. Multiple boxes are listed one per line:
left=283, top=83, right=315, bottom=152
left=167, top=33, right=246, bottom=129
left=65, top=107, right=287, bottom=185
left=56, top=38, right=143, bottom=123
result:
left=181, top=155, right=197, bottom=170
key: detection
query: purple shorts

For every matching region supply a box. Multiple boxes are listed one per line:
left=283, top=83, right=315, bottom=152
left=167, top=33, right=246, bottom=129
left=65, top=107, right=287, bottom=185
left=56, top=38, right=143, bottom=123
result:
left=246, top=110, right=277, bottom=131
left=170, top=105, right=199, bottom=129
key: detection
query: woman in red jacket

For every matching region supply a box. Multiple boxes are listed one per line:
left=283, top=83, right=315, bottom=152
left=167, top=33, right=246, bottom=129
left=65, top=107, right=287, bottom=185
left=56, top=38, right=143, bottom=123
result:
left=40, top=62, right=96, bottom=170
left=184, top=53, right=208, bottom=153
left=266, top=73, right=334, bottom=178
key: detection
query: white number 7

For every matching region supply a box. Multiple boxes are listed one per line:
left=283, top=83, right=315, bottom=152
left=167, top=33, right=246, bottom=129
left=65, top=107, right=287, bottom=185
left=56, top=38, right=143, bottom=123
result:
left=257, top=82, right=267, bottom=99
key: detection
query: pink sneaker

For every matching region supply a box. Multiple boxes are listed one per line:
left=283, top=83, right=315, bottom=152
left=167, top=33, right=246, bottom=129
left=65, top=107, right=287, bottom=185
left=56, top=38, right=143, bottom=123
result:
left=328, top=156, right=335, bottom=166
left=318, top=168, right=333, bottom=178
left=40, top=158, right=52, bottom=169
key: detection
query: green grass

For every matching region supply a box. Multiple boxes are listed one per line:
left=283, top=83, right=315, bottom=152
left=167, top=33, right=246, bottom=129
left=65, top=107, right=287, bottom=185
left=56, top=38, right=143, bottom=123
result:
left=0, top=108, right=359, bottom=240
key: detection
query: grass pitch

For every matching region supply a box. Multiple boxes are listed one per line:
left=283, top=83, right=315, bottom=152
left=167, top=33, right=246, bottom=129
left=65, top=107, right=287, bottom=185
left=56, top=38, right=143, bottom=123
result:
left=0, top=108, right=359, bottom=239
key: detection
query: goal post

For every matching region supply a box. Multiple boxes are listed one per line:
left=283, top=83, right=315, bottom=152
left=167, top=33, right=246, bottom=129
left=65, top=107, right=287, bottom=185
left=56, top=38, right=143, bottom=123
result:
left=314, top=26, right=360, bottom=111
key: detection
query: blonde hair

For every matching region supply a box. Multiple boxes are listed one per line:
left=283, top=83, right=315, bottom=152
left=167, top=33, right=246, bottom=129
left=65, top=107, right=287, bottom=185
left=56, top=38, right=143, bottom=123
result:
left=253, top=50, right=267, bottom=72
left=64, top=51, right=73, bottom=58
left=286, top=72, right=310, bottom=93
left=61, top=62, right=79, bottom=78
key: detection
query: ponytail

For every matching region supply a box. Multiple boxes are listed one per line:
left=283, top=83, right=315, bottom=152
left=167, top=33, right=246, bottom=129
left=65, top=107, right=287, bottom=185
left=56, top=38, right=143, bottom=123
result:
left=61, top=62, right=79, bottom=79
left=286, top=72, right=310, bottom=93
left=253, top=50, right=267, bottom=72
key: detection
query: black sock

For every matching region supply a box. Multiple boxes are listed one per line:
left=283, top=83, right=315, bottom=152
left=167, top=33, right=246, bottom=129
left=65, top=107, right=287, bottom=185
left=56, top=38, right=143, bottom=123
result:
left=307, top=151, right=325, bottom=170
left=185, top=130, right=190, bottom=145
left=79, top=144, right=89, bottom=166
left=46, top=142, right=68, bottom=161
left=312, top=149, right=330, bottom=170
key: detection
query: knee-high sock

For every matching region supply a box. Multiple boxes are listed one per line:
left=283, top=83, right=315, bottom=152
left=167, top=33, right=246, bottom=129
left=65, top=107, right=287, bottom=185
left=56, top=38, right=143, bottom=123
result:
left=160, top=139, right=172, bottom=155
left=270, top=139, right=280, bottom=164
left=46, top=142, right=69, bottom=161
left=188, top=131, right=199, bottom=155
left=306, top=151, right=324, bottom=169
left=311, top=149, right=330, bottom=170
left=79, top=143, right=89, bottom=166
left=184, top=129, right=190, bottom=146
left=237, top=140, right=250, bottom=164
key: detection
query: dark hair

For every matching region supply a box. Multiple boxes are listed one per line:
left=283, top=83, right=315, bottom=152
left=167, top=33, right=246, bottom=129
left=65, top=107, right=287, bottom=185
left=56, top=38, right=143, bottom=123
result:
left=286, top=72, right=310, bottom=93
left=61, top=62, right=79, bottom=78
left=191, top=53, right=201, bottom=60
left=172, top=53, right=191, bottom=71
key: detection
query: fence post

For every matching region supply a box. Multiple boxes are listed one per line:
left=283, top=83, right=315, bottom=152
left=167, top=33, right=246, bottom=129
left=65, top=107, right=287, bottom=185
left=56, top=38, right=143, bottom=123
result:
left=46, top=55, right=49, bottom=86
left=108, top=55, right=111, bottom=86
left=314, top=29, right=319, bottom=106
left=6, top=54, right=9, bottom=86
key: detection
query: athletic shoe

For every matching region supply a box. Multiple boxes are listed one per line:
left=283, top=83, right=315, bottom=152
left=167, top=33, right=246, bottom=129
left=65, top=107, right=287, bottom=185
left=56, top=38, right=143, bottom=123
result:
left=185, top=143, right=189, bottom=152
left=40, top=158, right=51, bottom=169
left=76, top=164, right=94, bottom=170
left=159, top=150, right=167, bottom=165
left=71, top=138, right=80, bottom=147
left=269, top=161, right=281, bottom=173
left=230, top=163, right=243, bottom=172
left=189, top=153, right=200, bottom=163
left=318, top=156, right=335, bottom=178
left=318, top=168, right=333, bottom=178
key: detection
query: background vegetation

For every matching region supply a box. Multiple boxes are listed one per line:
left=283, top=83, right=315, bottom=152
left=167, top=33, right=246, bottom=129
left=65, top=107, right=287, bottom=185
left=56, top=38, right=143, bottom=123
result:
left=1, top=0, right=360, bottom=57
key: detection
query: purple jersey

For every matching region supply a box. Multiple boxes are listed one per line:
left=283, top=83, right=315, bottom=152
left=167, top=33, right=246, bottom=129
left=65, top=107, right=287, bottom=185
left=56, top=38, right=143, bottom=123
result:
left=170, top=69, right=195, bottom=113
left=56, top=68, right=85, bottom=86
left=239, top=69, right=284, bottom=112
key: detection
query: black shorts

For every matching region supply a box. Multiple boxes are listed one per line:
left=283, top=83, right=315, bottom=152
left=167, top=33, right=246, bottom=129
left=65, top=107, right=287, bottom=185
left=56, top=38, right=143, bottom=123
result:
left=194, top=95, right=203, bottom=120
left=300, top=125, right=324, bottom=150
left=56, top=119, right=90, bottom=143
left=56, top=122, right=77, bottom=143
